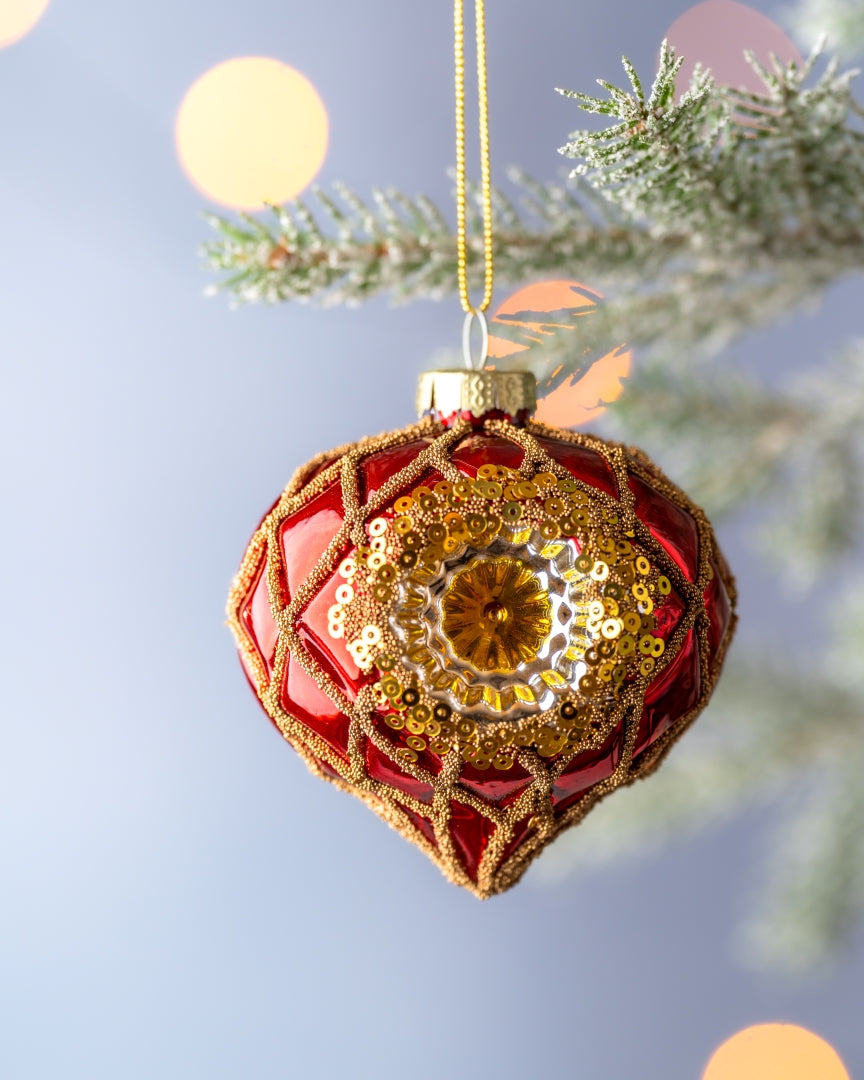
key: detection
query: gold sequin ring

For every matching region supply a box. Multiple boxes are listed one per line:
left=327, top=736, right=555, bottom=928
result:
left=328, top=461, right=674, bottom=741
left=391, top=533, right=592, bottom=721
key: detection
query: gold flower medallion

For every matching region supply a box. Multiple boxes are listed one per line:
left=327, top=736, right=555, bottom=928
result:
left=440, top=556, right=552, bottom=672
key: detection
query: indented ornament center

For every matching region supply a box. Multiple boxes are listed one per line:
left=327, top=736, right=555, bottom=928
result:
left=483, top=599, right=509, bottom=624
left=441, top=556, right=552, bottom=673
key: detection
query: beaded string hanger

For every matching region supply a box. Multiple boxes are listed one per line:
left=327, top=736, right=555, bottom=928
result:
left=454, top=0, right=494, bottom=371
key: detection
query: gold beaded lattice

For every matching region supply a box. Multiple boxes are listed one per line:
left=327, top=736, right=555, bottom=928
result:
left=227, top=416, right=736, bottom=898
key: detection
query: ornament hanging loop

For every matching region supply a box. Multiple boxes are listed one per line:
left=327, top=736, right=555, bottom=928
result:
left=462, top=309, right=489, bottom=371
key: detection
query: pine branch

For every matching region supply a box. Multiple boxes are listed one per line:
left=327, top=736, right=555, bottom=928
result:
left=738, top=765, right=864, bottom=972
left=204, top=47, right=864, bottom=391
left=596, top=345, right=864, bottom=584
left=203, top=174, right=679, bottom=307
left=559, top=44, right=864, bottom=268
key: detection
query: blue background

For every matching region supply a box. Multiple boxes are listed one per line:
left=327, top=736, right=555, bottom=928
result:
left=1, top=1, right=861, bottom=1077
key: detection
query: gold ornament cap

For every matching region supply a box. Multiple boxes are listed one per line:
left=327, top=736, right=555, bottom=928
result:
left=416, top=369, right=537, bottom=420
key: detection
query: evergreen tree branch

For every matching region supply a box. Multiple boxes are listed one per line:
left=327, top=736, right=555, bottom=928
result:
left=203, top=174, right=679, bottom=307
left=205, top=47, right=864, bottom=393
left=597, top=345, right=864, bottom=584
left=738, top=764, right=864, bottom=972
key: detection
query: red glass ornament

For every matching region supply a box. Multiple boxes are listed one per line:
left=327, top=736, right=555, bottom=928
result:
left=228, top=388, right=735, bottom=898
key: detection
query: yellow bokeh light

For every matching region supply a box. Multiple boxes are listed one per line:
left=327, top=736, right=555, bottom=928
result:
left=488, top=279, right=631, bottom=428
left=176, top=57, right=329, bottom=210
left=0, top=0, right=50, bottom=48
left=703, top=1024, right=849, bottom=1080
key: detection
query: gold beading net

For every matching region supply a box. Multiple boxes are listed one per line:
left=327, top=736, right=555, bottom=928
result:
left=227, top=416, right=736, bottom=898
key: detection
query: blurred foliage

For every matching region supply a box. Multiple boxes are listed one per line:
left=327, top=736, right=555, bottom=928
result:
left=786, top=0, right=864, bottom=60
left=203, top=3, right=864, bottom=970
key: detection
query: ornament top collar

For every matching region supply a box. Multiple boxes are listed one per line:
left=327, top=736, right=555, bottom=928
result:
left=416, top=368, right=537, bottom=427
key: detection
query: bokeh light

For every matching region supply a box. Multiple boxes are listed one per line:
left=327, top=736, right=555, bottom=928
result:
left=176, top=57, right=328, bottom=210
left=666, top=0, right=802, bottom=96
left=703, top=1024, right=850, bottom=1080
left=488, top=279, right=630, bottom=428
left=0, top=0, right=50, bottom=48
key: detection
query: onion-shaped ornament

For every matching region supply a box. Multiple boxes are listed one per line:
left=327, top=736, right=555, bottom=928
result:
left=227, top=369, right=736, bottom=897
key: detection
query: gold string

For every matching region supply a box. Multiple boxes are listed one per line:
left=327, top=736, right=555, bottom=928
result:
left=454, top=0, right=494, bottom=316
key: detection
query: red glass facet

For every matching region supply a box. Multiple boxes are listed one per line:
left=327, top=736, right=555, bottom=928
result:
left=628, top=475, right=700, bottom=581
left=704, top=559, right=732, bottom=662
left=279, top=483, right=345, bottom=596
left=449, top=802, right=497, bottom=881
left=458, top=762, right=533, bottom=805
left=299, top=570, right=362, bottom=684
left=241, top=558, right=279, bottom=675
left=535, top=435, right=618, bottom=497
left=634, top=629, right=701, bottom=754
left=282, top=656, right=351, bottom=764
left=498, top=815, right=537, bottom=869
left=653, top=588, right=686, bottom=643
left=450, top=434, right=526, bottom=476
left=365, top=737, right=435, bottom=804
left=550, top=727, right=624, bottom=813
left=359, top=439, right=434, bottom=502
left=292, top=623, right=365, bottom=705
left=401, top=806, right=438, bottom=848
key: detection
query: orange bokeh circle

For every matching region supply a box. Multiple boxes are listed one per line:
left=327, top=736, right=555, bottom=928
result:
left=176, top=57, right=329, bottom=210
left=488, top=279, right=630, bottom=428
left=703, top=1024, right=849, bottom=1080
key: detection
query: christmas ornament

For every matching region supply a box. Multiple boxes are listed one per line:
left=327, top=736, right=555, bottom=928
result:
left=228, top=369, right=735, bottom=895
left=226, top=0, right=736, bottom=897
